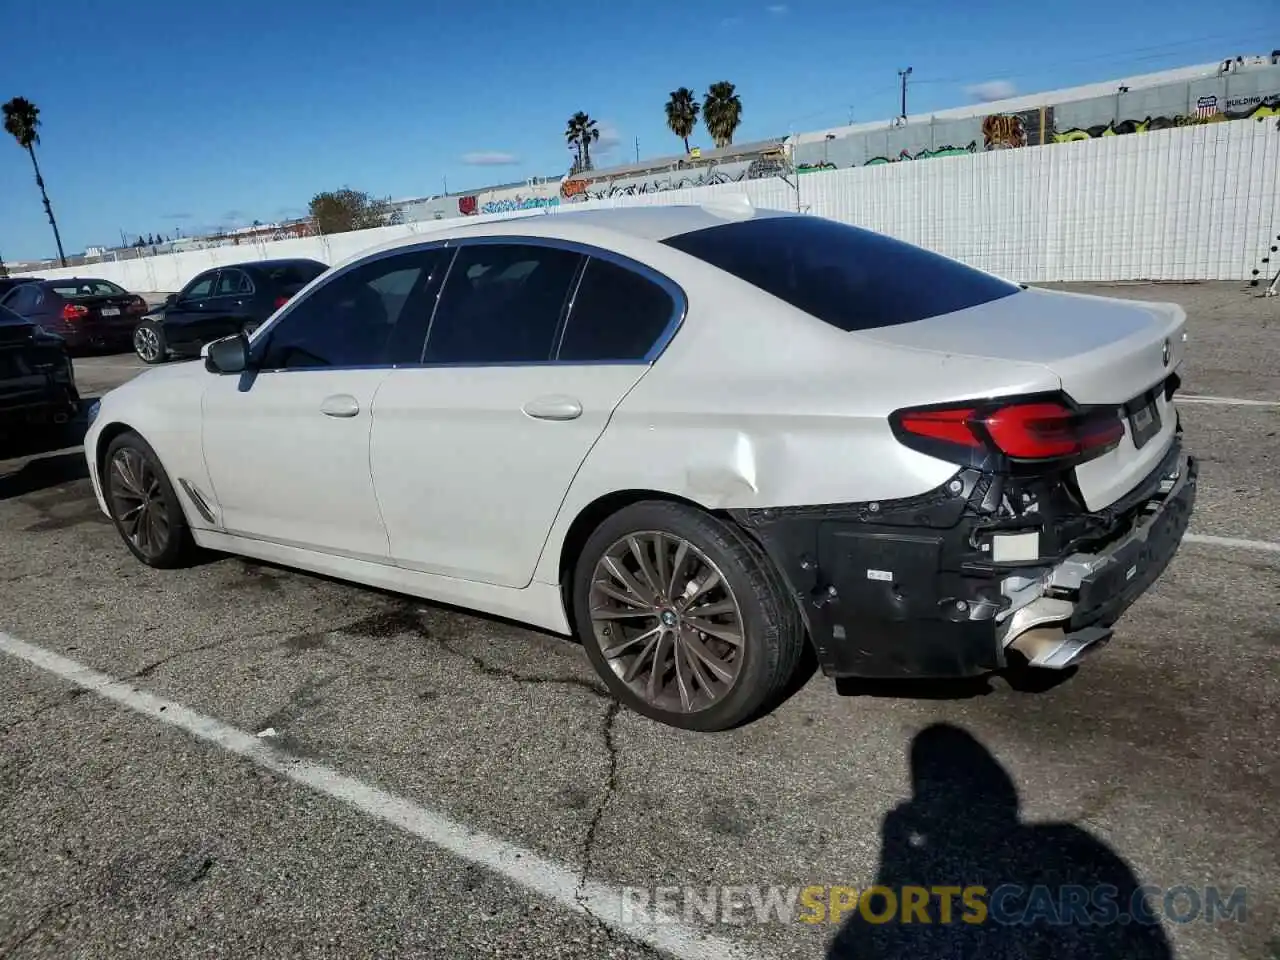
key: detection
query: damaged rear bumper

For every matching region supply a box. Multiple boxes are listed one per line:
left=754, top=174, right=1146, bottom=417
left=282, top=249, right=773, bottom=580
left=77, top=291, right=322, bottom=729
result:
left=731, top=440, right=1197, bottom=680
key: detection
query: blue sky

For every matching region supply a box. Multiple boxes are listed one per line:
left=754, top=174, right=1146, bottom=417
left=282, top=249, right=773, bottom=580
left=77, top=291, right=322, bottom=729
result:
left=0, top=0, right=1271, bottom=260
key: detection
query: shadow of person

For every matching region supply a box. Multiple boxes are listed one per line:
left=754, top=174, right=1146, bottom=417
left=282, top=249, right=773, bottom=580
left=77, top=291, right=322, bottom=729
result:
left=826, top=723, right=1173, bottom=960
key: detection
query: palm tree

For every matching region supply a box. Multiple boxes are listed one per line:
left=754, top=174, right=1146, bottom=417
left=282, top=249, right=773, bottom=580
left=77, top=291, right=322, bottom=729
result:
left=565, top=111, right=600, bottom=174
left=3, top=97, right=67, bottom=267
left=702, top=81, right=743, bottom=149
left=664, top=87, right=700, bottom=153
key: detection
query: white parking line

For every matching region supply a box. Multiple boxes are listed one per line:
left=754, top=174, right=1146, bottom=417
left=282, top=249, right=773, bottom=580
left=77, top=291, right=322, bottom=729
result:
left=1184, top=533, right=1280, bottom=554
left=0, top=632, right=770, bottom=960
left=1178, top=395, right=1280, bottom=407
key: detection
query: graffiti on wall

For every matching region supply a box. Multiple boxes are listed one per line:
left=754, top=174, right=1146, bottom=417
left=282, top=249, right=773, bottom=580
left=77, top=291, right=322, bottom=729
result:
left=1052, top=94, right=1280, bottom=141
left=862, top=142, right=978, bottom=166
left=558, top=155, right=786, bottom=202
left=982, top=113, right=1026, bottom=149
left=479, top=194, right=559, bottom=215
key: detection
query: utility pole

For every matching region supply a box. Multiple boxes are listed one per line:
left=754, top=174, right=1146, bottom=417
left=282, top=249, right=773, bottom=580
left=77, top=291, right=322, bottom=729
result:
left=0, top=249, right=7, bottom=278
left=898, top=66, right=913, bottom=122
left=635, top=137, right=640, bottom=163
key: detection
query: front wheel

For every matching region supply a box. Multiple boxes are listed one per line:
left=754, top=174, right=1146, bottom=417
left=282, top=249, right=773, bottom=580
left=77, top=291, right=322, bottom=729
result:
left=133, top=320, right=167, bottom=364
left=102, top=431, right=197, bottom=568
left=572, top=501, right=806, bottom=732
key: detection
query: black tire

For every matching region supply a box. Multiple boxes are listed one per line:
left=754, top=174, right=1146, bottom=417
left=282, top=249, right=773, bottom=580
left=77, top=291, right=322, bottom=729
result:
left=132, top=319, right=168, bottom=364
left=102, top=430, right=197, bottom=569
left=571, top=500, right=807, bottom=732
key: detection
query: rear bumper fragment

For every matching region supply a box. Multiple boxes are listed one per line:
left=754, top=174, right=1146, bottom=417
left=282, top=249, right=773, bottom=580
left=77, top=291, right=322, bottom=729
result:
left=730, top=439, right=1196, bottom=680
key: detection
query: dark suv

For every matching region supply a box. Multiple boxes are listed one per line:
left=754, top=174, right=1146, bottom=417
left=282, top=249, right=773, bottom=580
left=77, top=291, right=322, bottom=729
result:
left=0, top=302, right=79, bottom=445
left=132, top=258, right=328, bottom=363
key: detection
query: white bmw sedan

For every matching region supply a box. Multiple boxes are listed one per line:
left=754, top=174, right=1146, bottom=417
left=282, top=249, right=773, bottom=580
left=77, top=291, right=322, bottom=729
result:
left=84, top=203, right=1197, bottom=731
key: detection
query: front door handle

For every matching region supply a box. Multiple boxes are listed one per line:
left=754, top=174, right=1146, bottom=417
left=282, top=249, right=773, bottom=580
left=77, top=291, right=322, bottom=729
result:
left=320, top=394, right=361, bottom=418
left=522, top=395, right=582, bottom=421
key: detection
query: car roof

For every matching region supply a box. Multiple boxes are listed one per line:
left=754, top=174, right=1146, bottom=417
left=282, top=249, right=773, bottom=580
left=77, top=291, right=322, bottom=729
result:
left=343, top=200, right=797, bottom=267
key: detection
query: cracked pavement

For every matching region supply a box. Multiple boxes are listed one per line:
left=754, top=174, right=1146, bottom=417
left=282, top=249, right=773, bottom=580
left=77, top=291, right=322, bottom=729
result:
left=1, top=282, right=1278, bottom=959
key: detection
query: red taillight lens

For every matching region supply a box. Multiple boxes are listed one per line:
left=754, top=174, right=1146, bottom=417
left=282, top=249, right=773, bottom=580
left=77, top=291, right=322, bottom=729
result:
left=895, top=407, right=982, bottom=449
left=984, top=402, right=1123, bottom=459
left=62, top=303, right=88, bottom=321
left=893, top=398, right=1124, bottom=464
left=127, top=296, right=147, bottom=315
left=274, top=295, right=289, bottom=309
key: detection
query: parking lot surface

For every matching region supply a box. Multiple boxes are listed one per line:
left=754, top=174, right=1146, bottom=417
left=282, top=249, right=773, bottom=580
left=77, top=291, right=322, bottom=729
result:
left=2, top=281, right=1277, bottom=959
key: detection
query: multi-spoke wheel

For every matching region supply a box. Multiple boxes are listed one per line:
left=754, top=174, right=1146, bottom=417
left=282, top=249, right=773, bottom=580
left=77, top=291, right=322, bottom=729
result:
left=133, top=320, right=167, bottom=364
left=103, top=431, right=194, bottom=568
left=573, top=501, right=806, bottom=731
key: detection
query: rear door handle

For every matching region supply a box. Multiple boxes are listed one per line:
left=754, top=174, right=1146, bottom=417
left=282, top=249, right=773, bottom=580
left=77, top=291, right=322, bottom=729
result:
left=320, top=394, right=361, bottom=418
left=522, top=395, right=582, bottom=421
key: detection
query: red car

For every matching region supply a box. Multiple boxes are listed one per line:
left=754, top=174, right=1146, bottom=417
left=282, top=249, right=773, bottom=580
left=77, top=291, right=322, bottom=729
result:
left=0, top=277, right=150, bottom=354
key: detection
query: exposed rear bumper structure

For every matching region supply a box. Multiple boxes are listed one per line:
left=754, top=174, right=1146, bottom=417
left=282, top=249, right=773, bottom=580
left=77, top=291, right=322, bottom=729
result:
left=731, top=437, right=1197, bottom=680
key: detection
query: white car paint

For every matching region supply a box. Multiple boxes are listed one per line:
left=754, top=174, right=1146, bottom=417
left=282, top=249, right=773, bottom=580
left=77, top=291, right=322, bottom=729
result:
left=85, top=202, right=1184, bottom=638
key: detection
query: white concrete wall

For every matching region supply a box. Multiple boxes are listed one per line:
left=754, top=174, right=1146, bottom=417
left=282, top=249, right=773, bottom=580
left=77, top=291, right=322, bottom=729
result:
left=20, top=118, right=1279, bottom=289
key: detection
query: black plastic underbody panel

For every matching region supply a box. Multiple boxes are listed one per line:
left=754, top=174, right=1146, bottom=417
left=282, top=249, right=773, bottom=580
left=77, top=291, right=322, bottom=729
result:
left=730, top=436, right=1196, bottom=680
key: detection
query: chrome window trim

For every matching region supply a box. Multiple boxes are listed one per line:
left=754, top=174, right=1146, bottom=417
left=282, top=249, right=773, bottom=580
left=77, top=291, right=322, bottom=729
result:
left=238, top=233, right=689, bottom=375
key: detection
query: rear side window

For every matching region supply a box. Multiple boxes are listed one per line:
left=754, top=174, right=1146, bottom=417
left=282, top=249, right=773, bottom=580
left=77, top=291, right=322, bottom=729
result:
left=557, top=258, right=676, bottom=362
left=259, top=262, right=326, bottom=291
left=661, top=215, right=1020, bottom=332
left=213, top=269, right=253, bottom=296
left=51, top=279, right=126, bottom=298
left=424, top=243, right=583, bottom=364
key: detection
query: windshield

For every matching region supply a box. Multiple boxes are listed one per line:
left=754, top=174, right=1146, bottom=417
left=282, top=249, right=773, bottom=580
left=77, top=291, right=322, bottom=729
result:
left=661, top=215, right=1021, bottom=332
left=51, top=279, right=128, bottom=298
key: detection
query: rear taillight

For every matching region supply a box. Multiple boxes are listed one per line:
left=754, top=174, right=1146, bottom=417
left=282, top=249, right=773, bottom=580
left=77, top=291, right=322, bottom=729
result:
left=127, top=296, right=147, bottom=315
left=62, top=303, right=88, bottom=321
left=274, top=295, right=289, bottom=309
left=892, top=397, right=1124, bottom=465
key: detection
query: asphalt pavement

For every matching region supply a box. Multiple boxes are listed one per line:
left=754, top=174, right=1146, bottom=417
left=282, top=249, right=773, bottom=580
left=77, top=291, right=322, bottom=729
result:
left=1, top=281, right=1277, bottom=960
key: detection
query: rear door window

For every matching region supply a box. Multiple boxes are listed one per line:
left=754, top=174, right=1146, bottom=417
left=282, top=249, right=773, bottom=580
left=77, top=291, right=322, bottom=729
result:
left=662, top=215, right=1020, bottom=332
left=213, top=269, right=254, bottom=297
left=423, top=243, right=583, bottom=364
left=556, top=257, right=676, bottom=362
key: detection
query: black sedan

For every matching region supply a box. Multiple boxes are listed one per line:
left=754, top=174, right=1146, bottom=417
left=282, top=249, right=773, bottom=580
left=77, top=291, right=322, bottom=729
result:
left=0, top=277, right=148, bottom=354
left=132, top=258, right=328, bottom=363
left=0, top=301, right=79, bottom=446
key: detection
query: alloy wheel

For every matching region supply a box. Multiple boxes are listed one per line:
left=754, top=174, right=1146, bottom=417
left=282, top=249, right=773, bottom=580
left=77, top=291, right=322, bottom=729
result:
left=588, top=531, right=745, bottom=713
left=107, top=447, right=171, bottom=560
left=134, top=326, right=161, bottom=362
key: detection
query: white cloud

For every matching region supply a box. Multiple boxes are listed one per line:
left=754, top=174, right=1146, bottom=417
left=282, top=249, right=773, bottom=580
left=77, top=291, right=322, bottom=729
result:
left=461, top=151, right=521, bottom=166
left=965, top=80, right=1017, bottom=103
left=595, top=123, right=622, bottom=154
left=767, top=3, right=789, bottom=12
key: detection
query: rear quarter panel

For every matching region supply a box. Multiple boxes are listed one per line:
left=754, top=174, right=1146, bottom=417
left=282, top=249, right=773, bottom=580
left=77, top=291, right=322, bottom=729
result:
left=530, top=269, right=1061, bottom=586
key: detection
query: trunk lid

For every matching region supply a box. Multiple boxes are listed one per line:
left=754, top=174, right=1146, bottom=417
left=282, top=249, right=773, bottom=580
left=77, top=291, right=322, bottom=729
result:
left=856, top=287, right=1187, bottom=511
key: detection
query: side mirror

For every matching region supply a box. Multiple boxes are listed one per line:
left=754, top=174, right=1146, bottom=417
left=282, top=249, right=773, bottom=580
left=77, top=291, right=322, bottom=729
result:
left=164, top=293, right=178, bottom=306
left=204, top=334, right=249, bottom=374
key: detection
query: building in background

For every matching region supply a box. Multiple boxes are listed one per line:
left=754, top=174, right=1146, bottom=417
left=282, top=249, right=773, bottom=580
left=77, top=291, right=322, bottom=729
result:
left=789, top=51, right=1280, bottom=171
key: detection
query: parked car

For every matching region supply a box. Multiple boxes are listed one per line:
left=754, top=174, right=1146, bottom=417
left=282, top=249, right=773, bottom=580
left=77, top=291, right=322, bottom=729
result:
left=82, top=203, right=1196, bottom=731
left=0, top=277, right=149, bottom=354
left=132, top=258, right=328, bottom=363
left=0, top=301, right=79, bottom=445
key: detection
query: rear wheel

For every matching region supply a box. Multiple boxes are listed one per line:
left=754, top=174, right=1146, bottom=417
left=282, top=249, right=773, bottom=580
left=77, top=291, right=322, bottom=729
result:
left=103, top=431, right=196, bottom=568
left=572, top=501, right=806, bottom=731
left=133, top=320, right=167, bottom=364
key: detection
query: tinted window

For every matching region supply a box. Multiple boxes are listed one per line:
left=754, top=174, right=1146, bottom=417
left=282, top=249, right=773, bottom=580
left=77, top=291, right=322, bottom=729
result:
left=181, top=274, right=215, bottom=300
left=6, top=285, right=42, bottom=313
left=258, top=248, right=448, bottom=369
left=256, top=262, right=326, bottom=293
left=424, top=243, right=582, bottom=364
left=662, top=215, right=1020, bottom=332
left=557, top=258, right=676, bottom=362
left=51, top=279, right=126, bottom=298
left=213, top=269, right=253, bottom=296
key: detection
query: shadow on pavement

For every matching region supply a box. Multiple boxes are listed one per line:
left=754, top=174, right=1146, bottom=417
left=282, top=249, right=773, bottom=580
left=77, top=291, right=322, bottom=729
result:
left=0, top=449, right=90, bottom=501
left=826, top=723, right=1173, bottom=960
